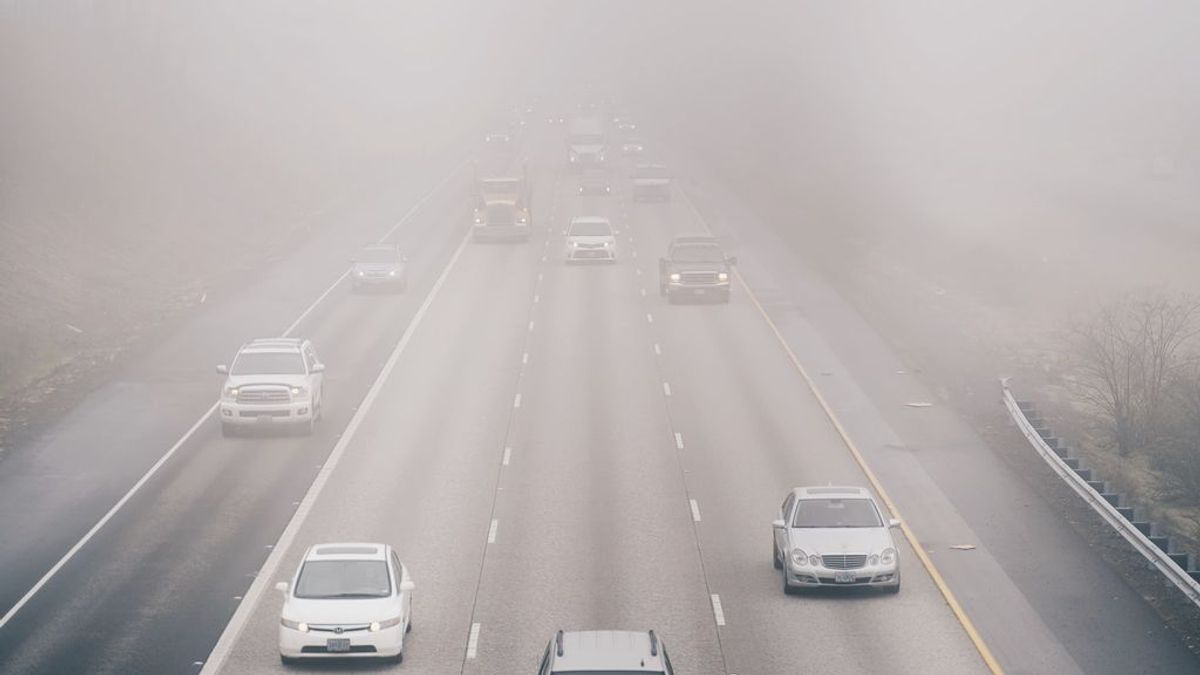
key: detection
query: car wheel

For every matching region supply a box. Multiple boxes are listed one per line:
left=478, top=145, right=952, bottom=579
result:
left=884, top=581, right=901, bottom=595
left=406, top=618, right=413, bottom=634
left=773, top=542, right=782, bottom=570
left=299, top=417, right=314, bottom=436
left=280, top=655, right=297, bottom=667
left=389, top=652, right=404, bottom=665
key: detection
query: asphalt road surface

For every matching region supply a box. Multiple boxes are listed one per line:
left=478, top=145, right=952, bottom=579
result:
left=0, top=127, right=1197, bottom=675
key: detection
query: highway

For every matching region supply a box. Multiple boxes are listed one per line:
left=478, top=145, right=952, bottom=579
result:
left=0, top=125, right=1198, bottom=674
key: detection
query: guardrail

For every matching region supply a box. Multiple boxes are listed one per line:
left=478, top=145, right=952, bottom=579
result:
left=1000, top=378, right=1200, bottom=608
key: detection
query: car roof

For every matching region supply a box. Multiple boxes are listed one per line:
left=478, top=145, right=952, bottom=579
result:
left=670, top=234, right=718, bottom=246
left=552, top=630, right=665, bottom=672
left=794, top=485, right=873, bottom=500
left=570, top=216, right=611, bottom=225
left=239, top=338, right=304, bottom=354
left=304, top=542, right=388, bottom=561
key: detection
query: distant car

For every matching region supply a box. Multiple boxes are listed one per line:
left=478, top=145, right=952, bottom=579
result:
left=565, top=216, right=617, bottom=263
left=773, top=486, right=902, bottom=594
left=485, top=131, right=513, bottom=145
left=577, top=171, right=611, bottom=196
left=539, top=630, right=675, bottom=674
left=631, top=164, right=671, bottom=202
left=351, top=244, right=407, bottom=292
left=216, top=338, right=324, bottom=437
left=659, top=234, right=735, bottom=303
left=613, top=116, right=637, bottom=133
left=621, top=139, right=646, bottom=156
left=277, top=543, right=415, bottom=666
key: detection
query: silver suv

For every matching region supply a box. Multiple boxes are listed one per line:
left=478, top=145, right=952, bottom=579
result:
left=216, top=338, right=325, bottom=437
left=539, top=630, right=674, bottom=674
left=772, top=485, right=902, bottom=594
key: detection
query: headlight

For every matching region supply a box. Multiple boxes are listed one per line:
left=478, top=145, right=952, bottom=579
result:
left=281, top=618, right=309, bottom=632
left=224, top=387, right=239, bottom=398
left=809, top=554, right=821, bottom=566
left=355, top=269, right=365, bottom=277
left=290, top=386, right=307, bottom=397
left=880, top=548, right=897, bottom=566
left=371, top=616, right=403, bottom=632
left=517, top=213, right=528, bottom=223
left=388, top=270, right=397, bottom=277
left=790, top=548, right=808, bottom=566
left=473, top=213, right=483, bottom=223
left=670, top=273, right=681, bottom=282
left=718, top=272, right=729, bottom=281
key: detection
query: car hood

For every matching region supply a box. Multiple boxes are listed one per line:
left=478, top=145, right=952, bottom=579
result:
left=283, top=596, right=401, bottom=624
left=224, top=374, right=309, bottom=389
left=787, top=526, right=894, bottom=554
left=668, top=261, right=726, bottom=272
left=570, top=143, right=605, bottom=153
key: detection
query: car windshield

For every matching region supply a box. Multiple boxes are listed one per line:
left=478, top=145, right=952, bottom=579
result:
left=571, top=133, right=605, bottom=145
left=635, top=167, right=669, bottom=179
left=294, top=560, right=391, bottom=599
left=792, top=498, right=882, bottom=528
left=231, top=352, right=305, bottom=375
left=672, top=244, right=724, bottom=263
left=570, top=222, right=611, bottom=236
left=356, top=249, right=397, bottom=264
left=560, top=672, right=665, bottom=675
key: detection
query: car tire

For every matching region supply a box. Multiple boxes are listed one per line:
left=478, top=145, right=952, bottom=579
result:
left=280, top=655, right=297, bottom=667
left=388, top=652, right=404, bottom=665
left=773, top=542, right=782, bottom=570
left=406, top=618, right=413, bottom=634
left=782, top=570, right=797, bottom=596
left=884, top=581, right=901, bottom=595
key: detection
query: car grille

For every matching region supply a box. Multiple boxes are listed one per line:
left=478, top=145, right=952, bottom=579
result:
left=485, top=205, right=516, bottom=225
left=236, top=388, right=290, bottom=404
left=822, top=554, right=868, bottom=570
left=309, top=624, right=370, bottom=634
left=680, top=271, right=719, bottom=284
left=239, top=410, right=290, bottom=418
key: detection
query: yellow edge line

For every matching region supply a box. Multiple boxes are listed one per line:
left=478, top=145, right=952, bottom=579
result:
left=734, top=266, right=1004, bottom=675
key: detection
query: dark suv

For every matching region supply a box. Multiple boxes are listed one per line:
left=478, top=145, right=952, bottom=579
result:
left=538, top=630, right=674, bottom=674
left=658, top=234, right=736, bottom=303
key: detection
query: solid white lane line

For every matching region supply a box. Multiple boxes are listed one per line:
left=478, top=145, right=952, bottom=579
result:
left=513, top=393, right=522, bottom=409
left=1, top=162, right=467, bottom=636
left=487, top=519, right=499, bottom=544
left=467, top=622, right=481, bottom=659
left=502, top=447, right=511, bottom=466
left=690, top=499, right=702, bottom=522
left=711, top=594, right=726, bottom=626
left=199, top=228, right=473, bottom=675
left=663, top=382, right=672, bottom=397
left=654, top=343, right=662, bottom=356
left=674, top=432, right=684, bottom=450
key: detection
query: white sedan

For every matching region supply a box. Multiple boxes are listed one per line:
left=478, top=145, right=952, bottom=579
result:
left=277, top=542, right=415, bottom=665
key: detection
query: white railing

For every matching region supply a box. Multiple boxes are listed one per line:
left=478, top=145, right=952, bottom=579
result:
left=1000, top=378, right=1200, bottom=607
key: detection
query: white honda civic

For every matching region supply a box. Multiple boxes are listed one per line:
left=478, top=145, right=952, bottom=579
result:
left=276, top=542, right=414, bottom=665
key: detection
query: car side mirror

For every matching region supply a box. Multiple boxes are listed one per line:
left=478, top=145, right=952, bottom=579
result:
left=888, top=518, right=902, bottom=529
left=772, top=519, right=786, bottom=529
left=399, top=580, right=415, bottom=593
left=311, top=363, right=325, bottom=374
left=216, top=365, right=228, bottom=375
left=726, top=256, right=738, bottom=266
left=275, top=581, right=289, bottom=593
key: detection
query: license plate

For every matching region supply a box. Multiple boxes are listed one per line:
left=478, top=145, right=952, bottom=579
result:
left=326, top=638, right=351, bottom=653
left=833, top=571, right=855, bottom=584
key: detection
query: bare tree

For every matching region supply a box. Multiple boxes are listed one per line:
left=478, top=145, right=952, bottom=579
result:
left=1071, top=290, right=1200, bottom=456
left=1157, top=361, right=1200, bottom=503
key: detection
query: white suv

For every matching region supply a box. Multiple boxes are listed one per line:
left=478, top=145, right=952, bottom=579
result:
left=277, top=543, right=415, bottom=665
left=216, top=338, right=324, bottom=437
left=565, top=216, right=617, bottom=262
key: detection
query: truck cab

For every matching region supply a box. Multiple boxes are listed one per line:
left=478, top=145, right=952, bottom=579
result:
left=567, top=116, right=608, bottom=173
left=659, top=234, right=736, bottom=303
left=472, top=166, right=532, bottom=242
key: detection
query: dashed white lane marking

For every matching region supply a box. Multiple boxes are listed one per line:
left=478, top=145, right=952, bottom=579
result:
left=632, top=250, right=638, bottom=258
left=533, top=294, right=540, bottom=304
left=641, top=288, right=647, bottom=297
left=522, top=352, right=529, bottom=365
left=654, top=343, right=662, bottom=355
left=513, top=393, right=522, bottom=408
left=674, top=432, right=684, bottom=450
left=646, top=313, right=654, bottom=324
left=636, top=268, right=642, bottom=276
left=541, top=254, right=547, bottom=262
left=690, top=499, right=702, bottom=522
left=503, top=447, right=512, bottom=466
left=487, top=519, right=499, bottom=544
left=528, top=320, right=535, bottom=332
left=537, top=272, right=543, bottom=282
left=711, top=594, right=726, bottom=626
left=663, top=382, right=672, bottom=396
left=467, top=622, right=481, bottom=659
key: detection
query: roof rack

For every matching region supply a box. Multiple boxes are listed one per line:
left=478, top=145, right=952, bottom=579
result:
left=648, top=629, right=658, bottom=656
left=555, top=629, right=564, bottom=657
